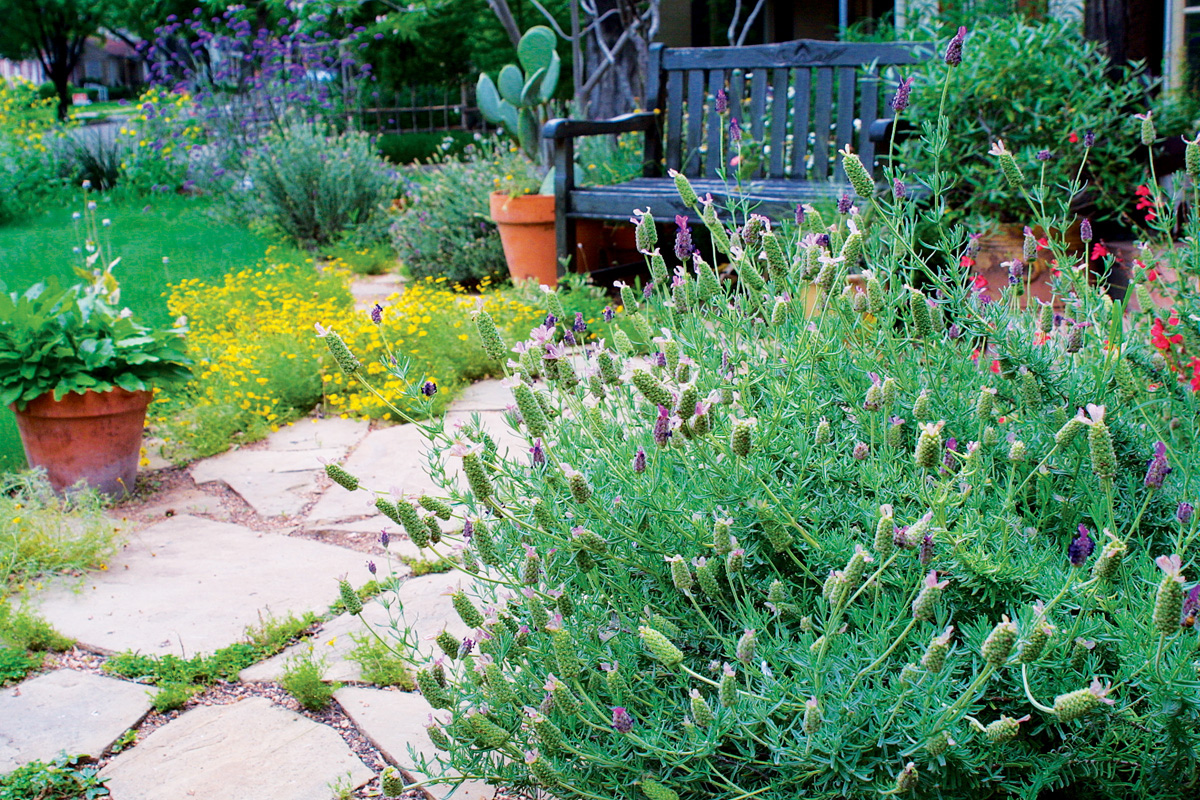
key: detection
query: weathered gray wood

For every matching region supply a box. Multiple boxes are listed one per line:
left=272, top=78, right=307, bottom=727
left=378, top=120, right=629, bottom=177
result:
left=768, top=69, right=789, bottom=178
left=858, top=68, right=879, bottom=171
left=644, top=44, right=665, bottom=176
left=685, top=70, right=705, bottom=176
left=790, top=68, right=811, bottom=179
left=730, top=69, right=745, bottom=130
left=705, top=69, right=725, bottom=178
left=748, top=69, right=768, bottom=143
left=665, top=70, right=684, bottom=172
left=811, top=68, right=833, bottom=180
left=661, top=40, right=928, bottom=70
left=834, top=66, right=856, bottom=184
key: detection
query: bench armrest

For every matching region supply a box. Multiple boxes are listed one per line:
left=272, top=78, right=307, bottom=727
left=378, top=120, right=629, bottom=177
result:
left=542, top=112, right=658, bottom=140
left=868, top=118, right=915, bottom=145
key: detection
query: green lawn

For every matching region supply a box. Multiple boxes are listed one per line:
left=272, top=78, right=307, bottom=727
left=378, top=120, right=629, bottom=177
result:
left=0, top=194, right=304, bottom=471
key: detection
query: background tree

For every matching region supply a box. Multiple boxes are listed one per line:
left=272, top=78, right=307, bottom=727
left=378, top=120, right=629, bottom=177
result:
left=0, top=0, right=114, bottom=120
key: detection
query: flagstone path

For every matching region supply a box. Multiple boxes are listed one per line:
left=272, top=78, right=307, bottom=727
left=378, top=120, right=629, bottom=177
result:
left=1, top=377, right=518, bottom=800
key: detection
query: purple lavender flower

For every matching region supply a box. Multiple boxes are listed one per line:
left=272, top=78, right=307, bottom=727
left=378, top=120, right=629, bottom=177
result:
left=458, top=638, right=475, bottom=658
left=653, top=405, right=672, bottom=447
left=1179, top=502, right=1195, bottom=524
left=1144, top=441, right=1171, bottom=489
left=564, top=330, right=577, bottom=346
left=837, top=193, right=853, bottom=215
left=943, top=437, right=959, bottom=472
left=632, top=447, right=647, bottom=473
left=730, top=116, right=742, bottom=143
left=919, top=534, right=935, bottom=566
left=795, top=204, right=805, bottom=226
left=944, top=26, right=967, bottom=66
left=612, top=706, right=634, bottom=733
left=544, top=313, right=557, bottom=329
left=1080, top=218, right=1093, bottom=243
left=643, top=282, right=654, bottom=300
left=1083, top=130, right=1096, bottom=148
left=422, top=381, right=438, bottom=397
left=603, top=306, right=615, bottom=323
left=853, top=441, right=869, bottom=460
left=893, top=178, right=907, bottom=200
left=531, top=438, right=546, bottom=467
left=463, top=520, right=474, bottom=539
left=1036, top=149, right=1053, bottom=161
left=573, top=312, right=587, bottom=333
left=675, top=215, right=696, bottom=261
left=816, top=233, right=831, bottom=249
left=379, top=530, right=390, bottom=548
left=715, top=89, right=728, bottom=115
left=890, top=77, right=914, bottom=112
left=948, top=323, right=962, bottom=340
left=1182, top=585, right=1199, bottom=628
left=1008, top=259, right=1025, bottom=284
left=1069, top=524, right=1095, bottom=567
left=654, top=351, right=668, bottom=368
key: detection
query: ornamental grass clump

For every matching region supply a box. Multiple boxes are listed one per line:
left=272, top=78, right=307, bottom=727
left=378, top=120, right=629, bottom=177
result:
left=314, top=26, right=1200, bottom=799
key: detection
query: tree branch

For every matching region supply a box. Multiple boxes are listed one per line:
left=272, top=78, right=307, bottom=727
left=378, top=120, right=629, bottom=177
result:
left=733, top=0, right=768, bottom=46
left=487, top=0, right=522, bottom=49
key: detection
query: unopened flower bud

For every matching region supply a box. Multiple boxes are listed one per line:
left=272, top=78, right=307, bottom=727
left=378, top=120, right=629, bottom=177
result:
left=981, top=615, right=1017, bottom=667
left=639, top=626, right=684, bottom=667
left=473, top=311, right=507, bottom=362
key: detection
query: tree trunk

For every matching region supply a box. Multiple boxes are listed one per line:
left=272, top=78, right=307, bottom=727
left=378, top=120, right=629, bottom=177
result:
left=53, top=71, right=71, bottom=121
left=584, top=0, right=649, bottom=119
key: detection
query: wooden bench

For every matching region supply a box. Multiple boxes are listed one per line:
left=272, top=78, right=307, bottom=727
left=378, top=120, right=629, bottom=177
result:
left=543, top=38, right=931, bottom=272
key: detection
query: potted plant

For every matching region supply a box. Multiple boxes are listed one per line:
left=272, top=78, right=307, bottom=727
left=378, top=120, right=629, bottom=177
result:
left=477, top=26, right=564, bottom=286
left=0, top=258, right=192, bottom=498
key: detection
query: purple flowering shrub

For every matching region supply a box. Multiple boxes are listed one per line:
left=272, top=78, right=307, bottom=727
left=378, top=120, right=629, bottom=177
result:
left=317, top=27, right=1200, bottom=800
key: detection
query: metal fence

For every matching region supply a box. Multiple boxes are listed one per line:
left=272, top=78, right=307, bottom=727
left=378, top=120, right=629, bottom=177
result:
left=347, top=83, right=492, bottom=135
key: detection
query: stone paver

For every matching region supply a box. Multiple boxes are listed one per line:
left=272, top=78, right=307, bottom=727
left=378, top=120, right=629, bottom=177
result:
left=100, top=697, right=373, bottom=800
left=241, top=572, right=470, bottom=682
left=335, top=687, right=496, bottom=800
left=0, top=670, right=154, bottom=772
left=191, top=447, right=347, bottom=517
left=351, top=273, right=407, bottom=312
left=304, top=423, right=441, bottom=525
left=446, top=379, right=512, bottom=412
left=188, top=418, right=369, bottom=518
left=126, top=487, right=231, bottom=523
left=32, top=515, right=370, bottom=656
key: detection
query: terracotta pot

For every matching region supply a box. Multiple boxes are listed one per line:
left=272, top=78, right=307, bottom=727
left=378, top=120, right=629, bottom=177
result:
left=12, top=388, right=153, bottom=497
left=490, top=192, right=559, bottom=286
left=975, top=222, right=1085, bottom=281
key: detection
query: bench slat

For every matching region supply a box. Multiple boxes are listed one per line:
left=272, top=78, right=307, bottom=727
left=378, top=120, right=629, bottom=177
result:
left=749, top=69, right=768, bottom=152
left=730, top=69, right=745, bottom=131
left=768, top=68, right=789, bottom=178
left=835, top=66, right=856, bottom=184
left=706, top=69, right=725, bottom=178
left=685, top=69, right=705, bottom=176
left=665, top=70, right=684, bottom=172
left=568, top=178, right=851, bottom=222
left=812, top=68, right=833, bottom=180
left=790, top=68, right=811, bottom=180
left=661, top=40, right=929, bottom=70
left=858, top=68, right=879, bottom=170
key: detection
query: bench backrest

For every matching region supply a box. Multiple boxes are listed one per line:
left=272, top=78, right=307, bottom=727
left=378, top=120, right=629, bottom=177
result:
left=645, top=39, right=930, bottom=183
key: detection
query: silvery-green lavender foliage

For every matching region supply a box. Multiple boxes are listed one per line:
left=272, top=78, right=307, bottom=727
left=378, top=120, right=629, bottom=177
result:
left=239, top=120, right=396, bottom=248
left=320, top=32, right=1200, bottom=800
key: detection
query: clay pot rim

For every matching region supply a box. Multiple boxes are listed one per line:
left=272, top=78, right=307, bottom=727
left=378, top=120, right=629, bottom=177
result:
left=12, top=387, right=154, bottom=419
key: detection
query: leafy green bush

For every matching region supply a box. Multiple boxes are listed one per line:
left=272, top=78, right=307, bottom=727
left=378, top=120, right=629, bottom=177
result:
left=237, top=120, right=397, bottom=248
left=0, top=602, right=73, bottom=652
left=0, top=645, right=39, bottom=686
left=391, top=135, right=539, bottom=285
left=0, top=753, right=109, bottom=800
left=281, top=647, right=339, bottom=711
left=317, top=31, right=1200, bottom=799
left=902, top=16, right=1151, bottom=225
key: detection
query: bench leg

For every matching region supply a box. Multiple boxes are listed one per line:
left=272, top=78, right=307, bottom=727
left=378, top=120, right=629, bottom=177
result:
left=553, top=137, right=575, bottom=280
left=556, top=213, right=576, bottom=278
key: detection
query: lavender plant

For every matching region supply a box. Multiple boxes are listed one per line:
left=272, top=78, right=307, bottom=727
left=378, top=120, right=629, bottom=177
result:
left=317, top=28, right=1200, bottom=799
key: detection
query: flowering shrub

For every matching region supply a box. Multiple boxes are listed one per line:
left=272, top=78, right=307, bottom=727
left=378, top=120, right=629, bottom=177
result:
left=116, top=86, right=207, bottom=195
left=902, top=16, right=1150, bottom=225
left=319, top=27, right=1200, bottom=800
left=391, top=136, right=539, bottom=284
left=0, top=78, right=75, bottom=218
left=235, top=121, right=397, bottom=248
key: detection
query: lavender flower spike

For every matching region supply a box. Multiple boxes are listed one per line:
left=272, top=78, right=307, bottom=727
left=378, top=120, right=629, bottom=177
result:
left=890, top=77, right=914, bottom=112
left=1144, top=441, right=1171, bottom=489
left=1069, top=524, right=1095, bottom=567
left=944, top=26, right=967, bottom=66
